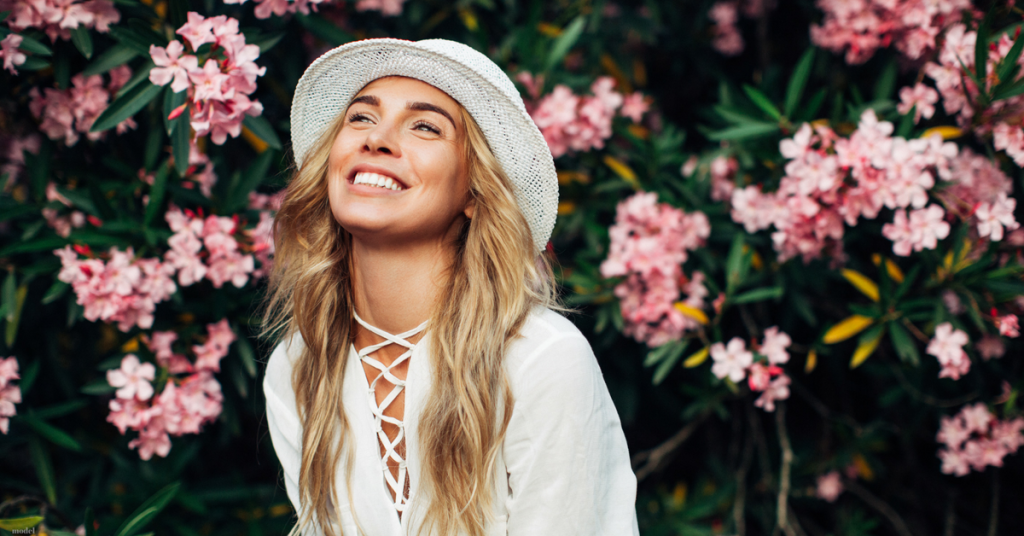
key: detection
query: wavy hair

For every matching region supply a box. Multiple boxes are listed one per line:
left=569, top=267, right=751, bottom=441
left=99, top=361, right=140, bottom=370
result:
left=262, top=90, right=564, bottom=536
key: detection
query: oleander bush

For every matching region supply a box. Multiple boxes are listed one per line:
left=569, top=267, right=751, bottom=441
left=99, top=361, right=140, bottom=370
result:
left=1, top=0, right=1023, bottom=535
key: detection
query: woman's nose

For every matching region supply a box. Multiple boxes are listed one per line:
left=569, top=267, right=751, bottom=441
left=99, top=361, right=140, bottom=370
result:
left=363, top=122, right=400, bottom=156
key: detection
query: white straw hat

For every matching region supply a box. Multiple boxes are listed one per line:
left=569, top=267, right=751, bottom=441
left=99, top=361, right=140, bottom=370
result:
left=290, top=38, right=559, bottom=253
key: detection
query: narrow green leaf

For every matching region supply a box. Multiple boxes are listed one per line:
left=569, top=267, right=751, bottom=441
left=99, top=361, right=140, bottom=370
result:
left=242, top=114, right=282, bottom=150
left=742, top=85, right=781, bottom=120
left=144, top=164, right=170, bottom=227
left=544, top=16, right=586, bottom=72
left=2, top=271, right=15, bottom=322
left=85, top=507, right=96, bottom=536
left=55, top=51, right=70, bottom=89
left=0, top=237, right=65, bottom=257
left=56, top=186, right=100, bottom=216
left=235, top=332, right=257, bottom=378
left=41, top=280, right=69, bottom=305
left=726, top=234, right=744, bottom=294
left=0, top=516, right=44, bottom=530
left=113, top=482, right=181, bottom=536
left=731, top=286, right=783, bottom=304
left=171, top=113, right=190, bottom=177
left=784, top=47, right=814, bottom=118
left=21, top=414, right=83, bottom=451
left=976, top=12, right=992, bottom=89
left=29, top=435, right=57, bottom=505
left=993, top=77, right=1024, bottom=100
left=19, top=359, right=40, bottom=396
left=83, top=43, right=139, bottom=76
left=91, top=81, right=162, bottom=133
left=713, top=105, right=763, bottom=125
left=245, top=30, right=285, bottom=53
left=643, top=340, right=676, bottom=367
left=32, top=399, right=88, bottom=420
left=19, top=55, right=50, bottom=70
left=896, top=105, right=915, bottom=138
left=71, top=25, right=93, bottom=58
left=706, top=122, right=778, bottom=141
left=167, top=0, right=188, bottom=28
left=996, top=33, right=1024, bottom=85
left=81, top=378, right=116, bottom=395
left=5, top=284, right=26, bottom=347
left=652, top=340, right=689, bottom=385
left=17, top=34, right=51, bottom=56
left=888, top=321, right=920, bottom=366
left=163, top=85, right=187, bottom=135
left=227, top=150, right=275, bottom=212
left=797, top=87, right=827, bottom=121
left=294, top=13, right=354, bottom=46
left=873, top=59, right=897, bottom=100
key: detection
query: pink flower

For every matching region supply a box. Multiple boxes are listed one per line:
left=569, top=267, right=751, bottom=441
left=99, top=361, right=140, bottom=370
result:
left=960, top=403, right=993, bottom=435
left=0, top=356, right=20, bottom=434
left=148, top=41, right=198, bottom=93
left=1, top=34, right=27, bottom=74
left=938, top=447, right=970, bottom=476
left=189, top=59, right=231, bottom=102
left=975, top=193, right=1019, bottom=242
left=996, top=314, right=1019, bottom=338
left=937, top=415, right=970, bottom=449
left=709, top=1, right=744, bottom=56
left=976, top=334, right=1006, bottom=360
left=754, top=373, right=790, bottom=412
left=746, top=362, right=776, bottom=391
left=926, top=322, right=970, bottom=380
left=815, top=471, right=843, bottom=502
left=710, top=337, right=753, bottom=382
left=355, top=0, right=406, bottom=15
left=128, top=426, right=171, bottom=460
left=176, top=11, right=215, bottom=50
left=619, top=92, right=649, bottom=123
left=897, top=83, right=938, bottom=123
left=106, top=354, right=156, bottom=400
left=760, top=326, right=791, bottom=364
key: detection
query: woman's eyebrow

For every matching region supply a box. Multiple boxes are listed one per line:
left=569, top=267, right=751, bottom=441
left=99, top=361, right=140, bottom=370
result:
left=407, top=101, right=457, bottom=130
left=349, top=95, right=379, bottom=107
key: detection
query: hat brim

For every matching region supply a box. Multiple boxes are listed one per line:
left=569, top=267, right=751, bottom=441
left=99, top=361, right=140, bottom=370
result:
left=290, top=38, right=558, bottom=253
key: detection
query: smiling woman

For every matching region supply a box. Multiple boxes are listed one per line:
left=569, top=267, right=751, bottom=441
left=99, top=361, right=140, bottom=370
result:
left=260, top=39, right=639, bottom=536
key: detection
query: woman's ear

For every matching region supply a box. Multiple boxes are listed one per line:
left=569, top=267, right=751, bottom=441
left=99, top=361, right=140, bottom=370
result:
left=463, top=196, right=476, bottom=220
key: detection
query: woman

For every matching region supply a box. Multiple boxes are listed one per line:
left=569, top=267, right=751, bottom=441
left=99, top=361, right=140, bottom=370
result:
left=262, top=38, right=638, bottom=536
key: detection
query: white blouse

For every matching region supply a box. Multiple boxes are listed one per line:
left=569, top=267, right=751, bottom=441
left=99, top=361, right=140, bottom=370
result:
left=263, top=306, right=640, bottom=536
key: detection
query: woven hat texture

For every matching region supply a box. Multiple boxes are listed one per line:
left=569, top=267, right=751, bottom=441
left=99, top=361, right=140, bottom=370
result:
left=290, top=38, right=558, bottom=253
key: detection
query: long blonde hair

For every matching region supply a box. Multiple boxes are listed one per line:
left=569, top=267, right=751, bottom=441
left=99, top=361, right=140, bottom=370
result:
left=262, top=92, right=563, bottom=536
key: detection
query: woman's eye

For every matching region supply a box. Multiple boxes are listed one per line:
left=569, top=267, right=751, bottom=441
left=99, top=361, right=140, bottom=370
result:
left=348, top=113, right=371, bottom=124
left=414, top=122, right=441, bottom=134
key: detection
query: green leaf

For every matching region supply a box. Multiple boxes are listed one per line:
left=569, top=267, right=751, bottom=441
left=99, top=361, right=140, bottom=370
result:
left=17, top=34, right=51, bottom=56
left=167, top=0, right=188, bottom=28
left=144, top=164, right=170, bottom=227
left=81, top=378, right=116, bottom=395
left=115, top=59, right=154, bottom=97
left=71, top=25, right=93, bottom=59
left=797, top=87, right=827, bottom=121
left=83, top=43, right=139, bottom=76
left=713, top=105, right=763, bottom=125
left=3, top=271, right=15, bottom=322
left=163, top=84, right=187, bottom=135
left=19, top=55, right=50, bottom=70
left=32, top=399, right=88, bottom=420
left=57, top=186, right=100, bottom=216
left=295, top=13, right=354, bottom=46
left=0, top=237, right=65, bottom=257
left=995, top=32, right=1024, bottom=89
left=91, top=81, right=162, bottom=133
left=29, top=434, right=57, bottom=505
left=888, top=321, right=920, bottom=366
left=227, top=149, right=275, bottom=212
left=41, top=280, right=69, bottom=305
left=85, top=507, right=96, bottom=536
left=171, top=113, right=190, bottom=176
left=644, top=340, right=677, bottom=367
left=742, top=85, right=781, bottom=120
left=19, top=359, right=40, bottom=396
left=873, top=59, right=897, bottom=100
left=235, top=331, right=257, bottom=378
left=725, top=234, right=745, bottom=294
left=0, top=516, right=44, bottom=530
left=242, top=114, right=282, bottom=150
left=896, top=105, right=915, bottom=138
left=113, top=482, right=181, bottom=536
left=976, top=12, right=992, bottom=90
left=731, top=286, right=783, bottom=304
left=706, top=122, right=778, bottom=141
left=652, top=340, right=689, bottom=385
left=244, top=29, right=285, bottom=53
left=993, top=77, right=1024, bottom=100
left=544, top=16, right=586, bottom=72
left=5, top=284, right=27, bottom=347
left=784, top=47, right=814, bottom=118
left=109, top=25, right=159, bottom=53
left=21, top=414, right=83, bottom=451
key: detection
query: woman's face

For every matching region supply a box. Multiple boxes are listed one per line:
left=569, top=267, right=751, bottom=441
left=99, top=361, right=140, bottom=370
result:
left=327, top=76, right=473, bottom=249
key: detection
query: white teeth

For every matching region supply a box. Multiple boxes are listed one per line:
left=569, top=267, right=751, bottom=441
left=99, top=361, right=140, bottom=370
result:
left=353, top=172, right=403, bottom=191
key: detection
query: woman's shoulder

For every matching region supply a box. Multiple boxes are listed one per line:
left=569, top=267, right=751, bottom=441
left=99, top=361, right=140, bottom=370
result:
left=505, top=306, right=597, bottom=385
left=263, top=330, right=305, bottom=402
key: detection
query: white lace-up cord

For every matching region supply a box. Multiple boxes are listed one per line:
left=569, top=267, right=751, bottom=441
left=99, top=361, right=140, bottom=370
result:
left=353, top=311, right=428, bottom=515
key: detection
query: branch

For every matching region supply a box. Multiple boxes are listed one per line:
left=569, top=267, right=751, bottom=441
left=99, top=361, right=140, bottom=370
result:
left=632, top=411, right=711, bottom=482
left=775, top=403, right=797, bottom=536
left=988, top=470, right=1000, bottom=536
left=844, top=479, right=916, bottom=536
left=733, top=407, right=755, bottom=536
left=888, top=363, right=979, bottom=408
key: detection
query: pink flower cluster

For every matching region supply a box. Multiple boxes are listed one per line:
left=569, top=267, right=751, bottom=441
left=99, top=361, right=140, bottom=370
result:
left=810, top=0, right=971, bottom=64
left=247, top=190, right=284, bottom=279
left=148, top=13, right=266, bottom=144
left=106, top=321, right=232, bottom=459
left=55, top=245, right=178, bottom=332
left=0, top=357, right=21, bottom=434
left=1, top=34, right=26, bottom=74
left=936, top=403, right=1024, bottom=476
left=42, top=182, right=89, bottom=237
left=707, top=0, right=773, bottom=56
left=600, top=191, right=710, bottom=347
left=526, top=76, right=648, bottom=158
left=164, top=206, right=257, bottom=288
left=0, top=0, right=119, bottom=42
left=0, top=132, right=39, bottom=187
left=223, top=0, right=405, bottom=19
left=815, top=471, right=843, bottom=502
left=709, top=327, right=792, bottom=412
left=28, top=66, right=135, bottom=146
left=731, top=111, right=962, bottom=262
left=926, top=322, right=970, bottom=380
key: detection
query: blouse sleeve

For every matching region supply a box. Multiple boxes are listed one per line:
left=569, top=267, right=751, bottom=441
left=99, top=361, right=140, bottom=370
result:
left=263, top=335, right=304, bottom=516
left=503, top=333, right=640, bottom=536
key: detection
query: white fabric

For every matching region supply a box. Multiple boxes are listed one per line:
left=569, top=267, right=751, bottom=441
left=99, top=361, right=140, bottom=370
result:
left=264, top=307, right=640, bottom=536
left=289, top=38, right=559, bottom=253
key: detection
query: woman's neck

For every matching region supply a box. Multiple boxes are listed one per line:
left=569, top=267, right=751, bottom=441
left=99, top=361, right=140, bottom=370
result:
left=349, top=237, right=452, bottom=347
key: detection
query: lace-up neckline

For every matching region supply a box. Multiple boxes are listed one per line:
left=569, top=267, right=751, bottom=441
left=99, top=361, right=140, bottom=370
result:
left=353, top=311, right=429, bottom=517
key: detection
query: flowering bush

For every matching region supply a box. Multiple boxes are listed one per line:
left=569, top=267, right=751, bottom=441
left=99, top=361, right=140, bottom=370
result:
left=1, top=0, right=1023, bottom=534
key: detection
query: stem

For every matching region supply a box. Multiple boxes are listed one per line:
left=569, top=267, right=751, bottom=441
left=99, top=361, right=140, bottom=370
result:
left=988, top=470, right=1000, bottom=536
left=944, top=490, right=956, bottom=536
left=631, top=411, right=710, bottom=482
left=734, top=407, right=755, bottom=536
left=888, top=363, right=978, bottom=408
left=775, top=403, right=796, bottom=536
left=844, top=479, right=915, bottom=536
